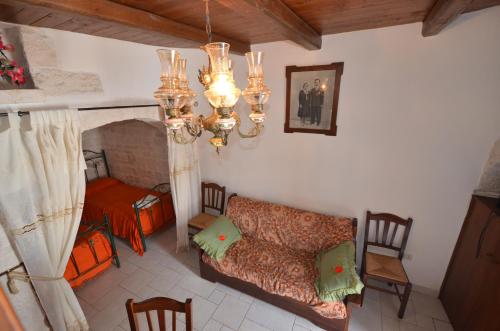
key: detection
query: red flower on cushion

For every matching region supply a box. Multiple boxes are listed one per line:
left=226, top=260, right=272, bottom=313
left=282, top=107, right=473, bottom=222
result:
left=334, top=265, right=343, bottom=273
left=4, top=44, right=14, bottom=51
left=219, top=234, right=226, bottom=241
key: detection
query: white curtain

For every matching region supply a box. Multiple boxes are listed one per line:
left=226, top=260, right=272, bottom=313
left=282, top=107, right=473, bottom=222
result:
left=167, top=130, right=201, bottom=251
left=0, top=110, right=88, bottom=331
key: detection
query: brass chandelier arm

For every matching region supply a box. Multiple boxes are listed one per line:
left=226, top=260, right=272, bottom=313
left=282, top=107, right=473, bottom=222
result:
left=184, top=118, right=204, bottom=137
left=236, top=122, right=262, bottom=138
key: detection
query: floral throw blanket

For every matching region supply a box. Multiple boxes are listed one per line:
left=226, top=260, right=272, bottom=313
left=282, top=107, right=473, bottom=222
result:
left=203, top=196, right=356, bottom=319
left=203, top=236, right=348, bottom=319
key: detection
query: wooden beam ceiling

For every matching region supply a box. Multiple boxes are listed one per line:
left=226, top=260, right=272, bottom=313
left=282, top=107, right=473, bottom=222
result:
left=1, top=0, right=251, bottom=54
left=422, top=0, right=475, bottom=36
left=218, top=0, right=321, bottom=50
left=1, top=0, right=499, bottom=51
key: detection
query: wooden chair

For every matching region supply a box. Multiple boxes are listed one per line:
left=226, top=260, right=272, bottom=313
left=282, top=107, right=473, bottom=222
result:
left=188, top=182, right=226, bottom=237
left=361, top=211, right=413, bottom=318
left=125, top=297, right=192, bottom=331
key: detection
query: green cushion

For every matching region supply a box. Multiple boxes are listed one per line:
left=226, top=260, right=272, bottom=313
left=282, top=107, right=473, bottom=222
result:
left=193, top=215, right=241, bottom=261
left=315, top=241, right=364, bottom=302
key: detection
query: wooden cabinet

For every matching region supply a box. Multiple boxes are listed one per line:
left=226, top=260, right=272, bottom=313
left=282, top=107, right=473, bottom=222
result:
left=440, top=196, right=500, bottom=331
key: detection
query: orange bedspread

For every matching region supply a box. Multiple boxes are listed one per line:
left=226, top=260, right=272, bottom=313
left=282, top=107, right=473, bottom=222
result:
left=83, top=178, right=175, bottom=255
left=64, top=229, right=113, bottom=288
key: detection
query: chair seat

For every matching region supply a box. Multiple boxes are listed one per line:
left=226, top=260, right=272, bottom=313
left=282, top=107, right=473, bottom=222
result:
left=365, top=252, right=408, bottom=284
left=188, top=213, right=217, bottom=231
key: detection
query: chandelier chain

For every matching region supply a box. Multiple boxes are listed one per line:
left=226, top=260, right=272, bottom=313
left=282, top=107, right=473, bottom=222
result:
left=204, top=0, right=213, bottom=43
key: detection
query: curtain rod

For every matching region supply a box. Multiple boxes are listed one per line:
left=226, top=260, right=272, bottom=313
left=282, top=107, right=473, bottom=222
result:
left=0, top=104, right=159, bottom=117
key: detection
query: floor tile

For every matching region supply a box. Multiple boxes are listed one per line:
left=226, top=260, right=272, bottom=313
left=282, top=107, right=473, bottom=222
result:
left=380, top=292, right=416, bottom=325
left=116, top=260, right=139, bottom=275
left=133, top=285, right=169, bottom=300
left=433, top=320, right=453, bottom=331
left=400, top=322, right=432, bottom=331
left=415, top=313, right=435, bottom=330
left=119, top=268, right=155, bottom=296
left=75, top=267, right=127, bottom=304
left=128, top=251, right=171, bottom=275
left=292, top=324, right=311, bottom=331
left=92, top=285, right=138, bottom=311
left=221, top=327, right=235, bottom=331
left=215, top=283, right=242, bottom=298
left=203, top=319, right=223, bottom=331
left=88, top=301, right=128, bottom=331
left=238, top=292, right=254, bottom=304
left=364, top=288, right=381, bottom=302
left=148, top=268, right=182, bottom=292
left=381, top=316, right=400, bottom=331
left=178, top=274, right=216, bottom=299
left=411, top=292, right=449, bottom=322
left=212, top=295, right=250, bottom=330
left=351, top=298, right=382, bottom=331
left=293, top=315, right=325, bottom=331
left=77, top=297, right=97, bottom=320
left=208, top=289, right=226, bottom=305
left=190, top=295, right=219, bottom=330
left=246, top=299, right=295, bottom=331
left=239, top=318, right=272, bottom=331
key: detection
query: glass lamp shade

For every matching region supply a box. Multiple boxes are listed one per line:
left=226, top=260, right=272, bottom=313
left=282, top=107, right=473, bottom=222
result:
left=157, top=49, right=180, bottom=79
left=178, top=58, right=197, bottom=108
left=205, top=42, right=230, bottom=73
left=154, top=49, right=188, bottom=110
left=203, top=42, right=241, bottom=108
left=204, top=73, right=241, bottom=108
left=242, top=51, right=270, bottom=106
left=245, top=51, right=264, bottom=78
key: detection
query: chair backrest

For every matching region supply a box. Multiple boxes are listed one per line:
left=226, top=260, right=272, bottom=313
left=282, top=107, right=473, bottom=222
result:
left=126, top=297, right=192, bottom=331
left=363, top=211, right=413, bottom=260
left=201, top=182, right=226, bottom=215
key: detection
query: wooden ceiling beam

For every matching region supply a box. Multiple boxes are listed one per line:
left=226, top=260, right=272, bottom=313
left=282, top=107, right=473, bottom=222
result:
left=422, top=0, right=474, bottom=36
left=0, top=0, right=251, bottom=54
left=218, top=0, right=321, bottom=50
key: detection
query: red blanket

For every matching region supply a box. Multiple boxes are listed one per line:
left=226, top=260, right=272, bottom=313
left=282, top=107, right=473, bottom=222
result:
left=83, top=178, right=175, bottom=255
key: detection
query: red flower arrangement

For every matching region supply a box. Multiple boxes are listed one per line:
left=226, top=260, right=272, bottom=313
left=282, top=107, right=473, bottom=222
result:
left=0, top=35, right=26, bottom=86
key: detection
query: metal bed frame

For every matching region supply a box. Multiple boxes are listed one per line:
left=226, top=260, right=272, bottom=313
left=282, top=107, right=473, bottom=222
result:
left=83, top=149, right=172, bottom=252
left=66, top=215, right=120, bottom=284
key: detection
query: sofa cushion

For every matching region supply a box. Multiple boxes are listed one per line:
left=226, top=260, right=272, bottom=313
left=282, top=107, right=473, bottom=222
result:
left=315, top=241, right=364, bottom=301
left=203, top=235, right=348, bottom=319
left=226, top=196, right=354, bottom=254
left=194, top=216, right=241, bottom=261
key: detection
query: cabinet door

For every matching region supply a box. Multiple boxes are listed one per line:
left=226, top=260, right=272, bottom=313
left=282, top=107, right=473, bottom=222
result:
left=439, top=197, right=495, bottom=330
left=463, top=212, right=500, bottom=331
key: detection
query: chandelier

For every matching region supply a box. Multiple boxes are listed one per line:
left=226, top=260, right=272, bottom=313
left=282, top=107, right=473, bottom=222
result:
left=153, top=0, right=270, bottom=151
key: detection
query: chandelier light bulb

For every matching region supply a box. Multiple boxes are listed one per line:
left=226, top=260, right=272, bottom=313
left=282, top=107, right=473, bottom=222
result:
left=154, top=1, right=270, bottom=150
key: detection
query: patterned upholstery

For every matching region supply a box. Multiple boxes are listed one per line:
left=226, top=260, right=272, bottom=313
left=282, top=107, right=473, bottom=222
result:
left=225, top=196, right=354, bottom=254
left=203, top=196, right=356, bottom=319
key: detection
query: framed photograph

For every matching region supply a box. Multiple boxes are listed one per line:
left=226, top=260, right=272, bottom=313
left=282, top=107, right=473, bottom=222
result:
left=284, top=62, right=343, bottom=136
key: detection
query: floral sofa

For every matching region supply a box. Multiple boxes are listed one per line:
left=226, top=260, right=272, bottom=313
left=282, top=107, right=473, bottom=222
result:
left=198, top=195, right=360, bottom=331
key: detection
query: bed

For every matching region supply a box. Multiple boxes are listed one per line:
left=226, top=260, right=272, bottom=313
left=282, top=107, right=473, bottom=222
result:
left=64, top=215, right=120, bottom=288
left=82, top=150, right=175, bottom=255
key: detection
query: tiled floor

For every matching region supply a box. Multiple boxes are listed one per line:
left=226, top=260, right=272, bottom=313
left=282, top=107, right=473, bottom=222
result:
left=75, top=227, right=454, bottom=331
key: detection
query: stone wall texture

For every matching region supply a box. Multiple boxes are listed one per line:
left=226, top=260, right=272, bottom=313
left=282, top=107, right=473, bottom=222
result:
left=83, top=119, right=169, bottom=189
left=477, top=137, right=500, bottom=194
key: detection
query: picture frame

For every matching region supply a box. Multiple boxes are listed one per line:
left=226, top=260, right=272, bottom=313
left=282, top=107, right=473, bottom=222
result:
left=284, top=62, right=344, bottom=136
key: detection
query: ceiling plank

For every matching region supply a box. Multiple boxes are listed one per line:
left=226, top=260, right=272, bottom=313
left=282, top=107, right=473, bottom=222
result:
left=422, top=0, right=474, bottom=36
left=218, top=0, right=321, bottom=50
left=1, top=0, right=251, bottom=54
